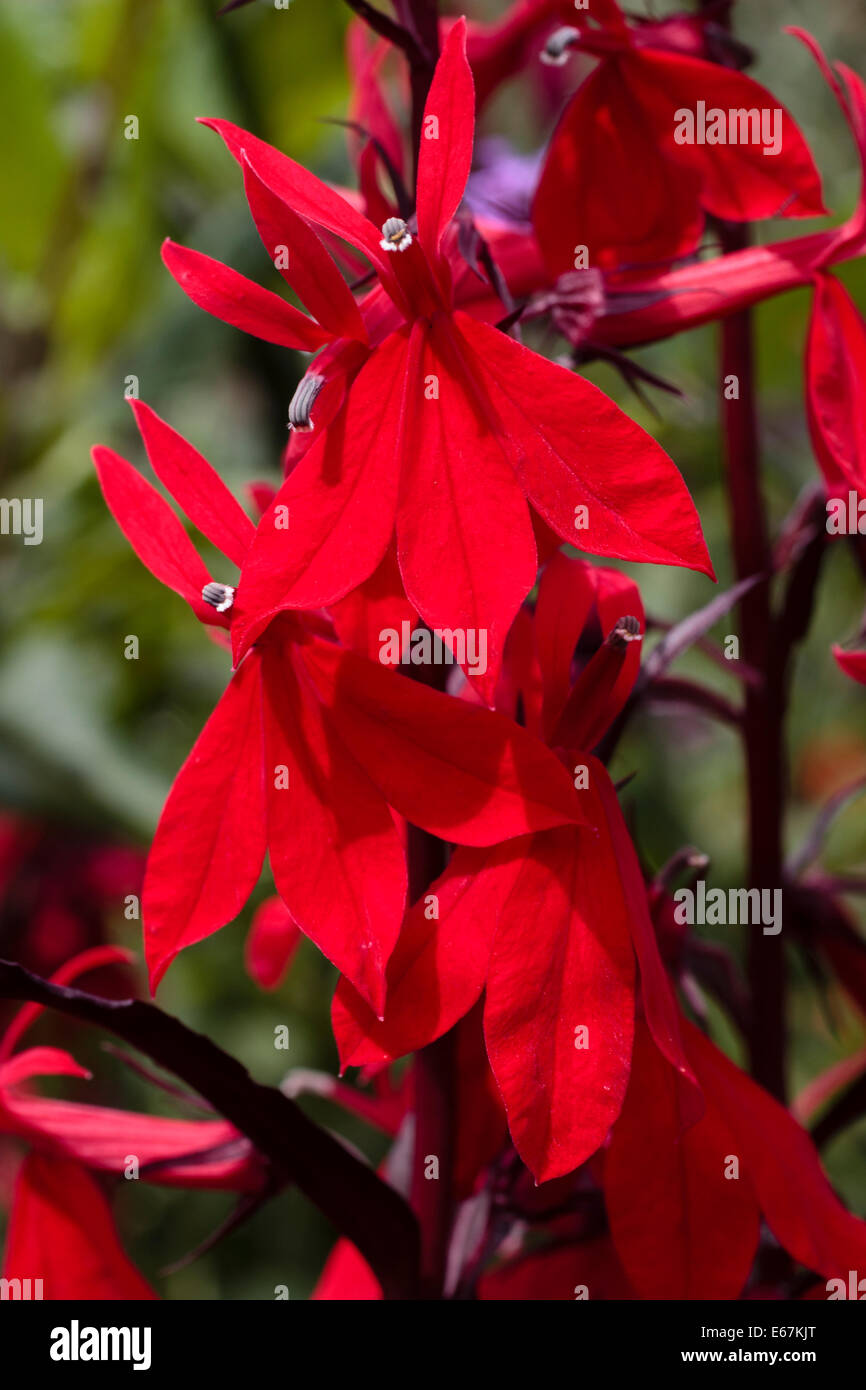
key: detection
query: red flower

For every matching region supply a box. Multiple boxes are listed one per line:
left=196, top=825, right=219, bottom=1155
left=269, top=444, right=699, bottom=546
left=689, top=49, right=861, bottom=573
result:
left=162, top=19, right=712, bottom=696
left=605, top=1016, right=866, bottom=1298
left=2, top=1153, right=156, bottom=1301
left=332, top=554, right=699, bottom=1182
left=92, top=402, right=583, bottom=1006
left=533, top=4, right=826, bottom=275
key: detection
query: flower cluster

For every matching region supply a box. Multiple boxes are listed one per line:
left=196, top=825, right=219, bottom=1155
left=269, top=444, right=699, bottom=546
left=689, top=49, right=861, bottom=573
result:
left=5, top=0, right=866, bottom=1302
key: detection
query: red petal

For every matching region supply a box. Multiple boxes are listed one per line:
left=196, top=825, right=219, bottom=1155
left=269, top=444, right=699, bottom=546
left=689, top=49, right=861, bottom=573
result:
left=479, top=1235, right=635, bottom=1301
left=130, top=400, right=254, bottom=566
left=1, top=944, right=135, bottom=1060
left=262, top=643, right=406, bottom=1015
left=591, top=756, right=701, bottom=1110
left=300, top=636, right=583, bottom=845
left=3, top=1153, right=156, bottom=1300
left=92, top=445, right=211, bottom=612
left=0, top=1048, right=90, bottom=1088
left=834, top=645, right=866, bottom=685
left=200, top=118, right=404, bottom=302
left=346, top=22, right=405, bottom=178
left=241, top=154, right=368, bottom=343
left=232, top=331, right=408, bottom=661
left=453, top=312, right=714, bottom=577
left=806, top=273, right=866, bottom=491
left=535, top=554, right=643, bottom=740
left=498, top=606, right=545, bottom=739
left=453, top=1004, right=509, bottom=1197
left=416, top=18, right=475, bottom=266
left=535, top=552, right=597, bottom=735
left=329, top=546, right=416, bottom=661
left=632, top=49, right=826, bottom=221
left=686, top=1019, right=866, bottom=1280
left=485, top=819, right=635, bottom=1184
left=244, top=895, right=302, bottom=991
left=605, top=1019, right=760, bottom=1299
left=313, top=1238, right=382, bottom=1301
left=161, top=239, right=332, bottom=351
left=532, top=60, right=703, bottom=276
left=331, top=842, right=524, bottom=1068
left=396, top=315, right=538, bottom=702
left=1, top=1093, right=260, bottom=1191
left=143, top=656, right=268, bottom=992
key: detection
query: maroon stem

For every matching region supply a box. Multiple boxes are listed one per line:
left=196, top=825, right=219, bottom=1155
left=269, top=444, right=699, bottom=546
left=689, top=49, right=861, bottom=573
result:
left=717, top=224, right=786, bottom=1100
left=407, top=661, right=455, bottom=1298
left=394, top=0, right=440, bottom=182
left=409, top=1013, right=456, bottom=1297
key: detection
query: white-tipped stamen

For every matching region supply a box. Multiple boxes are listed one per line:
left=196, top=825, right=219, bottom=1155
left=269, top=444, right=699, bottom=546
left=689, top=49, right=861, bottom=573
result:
left=288, top=374, right=325, bottom=433
left=380, top=217, right=413, bottom=253
left=202, top=581, right=236, bottom=614
left=540, top=26, right=580, bottom=66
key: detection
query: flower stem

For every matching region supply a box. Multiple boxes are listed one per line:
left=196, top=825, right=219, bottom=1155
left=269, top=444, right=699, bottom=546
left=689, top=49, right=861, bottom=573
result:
left=717, top=222, right=787, bottom=1100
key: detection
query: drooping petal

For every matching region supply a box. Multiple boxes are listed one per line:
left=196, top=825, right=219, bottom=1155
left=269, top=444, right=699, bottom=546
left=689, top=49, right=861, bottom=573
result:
left=92, top=445, right=212, bottom=615
left=604, top=1019, right=760, bottom=1299
left=331, top=841, right=524, bottom=1068
left=161, top=240, right=332, bottom=351
left=485, top=816, right=635, bottom=1184
left=129, top=401, right=254, bottom=567
left=395, top=314, right=538, bottom=701
left=0, top=1048, right=90, bottom=1088
left=143, top=656, right=268, bottom=993
left=454, top=312, right=714, bottom=577
left=262, top=643, right=406, bottom=1016
left=631, top=49, right=826, bottom=222
left=1, top=1091, right=261, bottom=1191
left=834, top=646, right=866, bottom=685
left=686, top=1019, right=866, bottom=1280
left=806, top=273, right=866, bottom=492
left=232, top=329, right=410, bottom=662
left=2, top=1153, right=156, bottom=1300
left=416, top=18, right=475, bottom=267
left=244, top=895, right=302, bottom=991
left=532, top=60, right=703, bottom=276
left=590, top=756, right=701, bottom=1112
left=241, top=154, right=368, bottom=343
left=300, top=636, right=584, bottom=846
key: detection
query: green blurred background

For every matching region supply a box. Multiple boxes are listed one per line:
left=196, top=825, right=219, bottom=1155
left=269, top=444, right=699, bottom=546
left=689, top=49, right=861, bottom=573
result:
left=0, top=0, right=865, bottom=1298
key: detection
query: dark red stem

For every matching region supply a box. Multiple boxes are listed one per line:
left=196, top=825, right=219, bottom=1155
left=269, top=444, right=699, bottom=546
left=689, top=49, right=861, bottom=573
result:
left=717, top=223, right=786, bottom=1100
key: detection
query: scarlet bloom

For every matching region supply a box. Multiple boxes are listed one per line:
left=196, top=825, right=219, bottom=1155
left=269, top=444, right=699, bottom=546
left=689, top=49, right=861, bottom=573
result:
left=162, top=18, right=712, bottom=696
left=605, top=1015, right=866, bottom=1299
left=2, top=1153, right=157, bottom=1301
left=92, top=401, right=583, bottom=1007
left=533, top=1, right=826, bottom=275
left=332, top=553, right=698, bottom=1182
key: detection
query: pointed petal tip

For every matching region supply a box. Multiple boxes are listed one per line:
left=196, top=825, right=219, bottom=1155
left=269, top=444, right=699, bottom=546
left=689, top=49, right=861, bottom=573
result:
left=146, top=954, right=169, bottom=997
